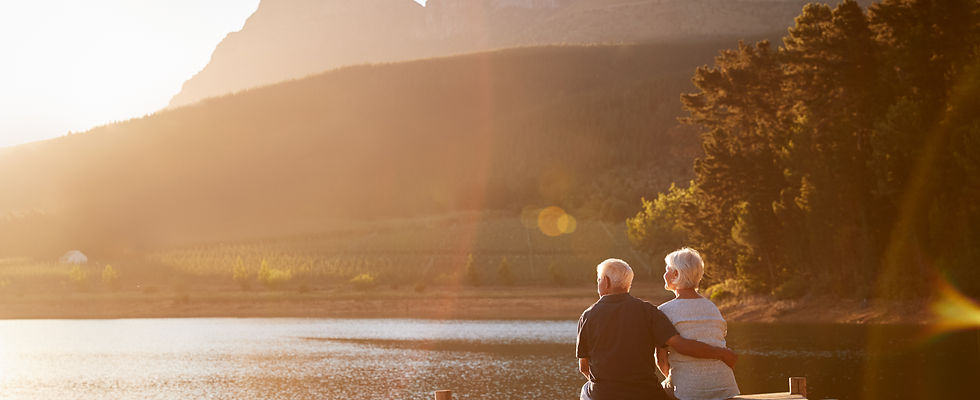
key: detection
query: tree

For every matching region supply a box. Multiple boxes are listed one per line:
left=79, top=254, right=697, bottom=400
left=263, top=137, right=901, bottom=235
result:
left=257, top=259, right=292, bottom=290
left=627, top=183, right=695, bottom=273
left=865, top=0, right=980, bottom=297
left=680, top=40, right=792, bottom=289
left=102, top=264, right=119, bottom=290
left=463, top=253, right=481, bottom=286
left=547, top=262, right=566, bottom=287
left=232, top=256, right=251, bottom=290
left=497, top=257, right=514, bottom=286
left=638, top=0, right=980, bottom=298
left=350, top=273, right=377, bottom=291
left=777, top=0, right=881, bottom=291
left=69, top=265, right=89, bottom=290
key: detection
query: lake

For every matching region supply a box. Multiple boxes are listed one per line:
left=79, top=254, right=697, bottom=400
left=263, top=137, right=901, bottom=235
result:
left=0, top=319, right=975, bottom=399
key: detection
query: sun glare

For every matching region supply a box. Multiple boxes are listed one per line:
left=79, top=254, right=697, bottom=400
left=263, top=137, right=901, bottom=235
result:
left=929, top=278, right=980, bottom=336
left=0, top=1, right=259, bottom=148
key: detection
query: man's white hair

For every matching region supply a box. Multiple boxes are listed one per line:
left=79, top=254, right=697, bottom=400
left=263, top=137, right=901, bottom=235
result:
left=665, top=247, right=704, bottom=290
left=597, top=258, right=634, bottom=291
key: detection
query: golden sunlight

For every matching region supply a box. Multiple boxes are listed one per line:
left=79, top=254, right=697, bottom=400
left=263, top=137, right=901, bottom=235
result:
left=929, top=278, right=980, bottom=335
left=0, top=1, right=258, bottom=148
left=0, top=1, right=976, bottom=398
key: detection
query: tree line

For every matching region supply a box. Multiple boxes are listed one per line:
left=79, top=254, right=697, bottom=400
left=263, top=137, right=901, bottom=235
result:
left=629, top=0, right=980, bottom=298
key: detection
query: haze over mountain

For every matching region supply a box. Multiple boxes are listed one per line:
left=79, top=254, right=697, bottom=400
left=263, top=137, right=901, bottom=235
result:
left=169, top=0, right=839, bottom=108
left=0, top=41, right=735, bottom=257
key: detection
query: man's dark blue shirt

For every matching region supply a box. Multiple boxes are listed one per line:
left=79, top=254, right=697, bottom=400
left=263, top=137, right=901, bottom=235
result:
left=576, top=293, right=678, bottom=400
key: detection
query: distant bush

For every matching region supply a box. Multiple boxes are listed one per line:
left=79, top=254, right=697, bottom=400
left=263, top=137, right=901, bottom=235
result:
left=232, top=256, right=251, bottom=290
left=414, top=282, right=426, bottom=293
left=773, top=277, right=808, bottom=300
left=547, top=262, right=566, bottom=287
left=463, top=254, right=481, bottom=287
left=173, top=292, right=190, bottom=304
left=101, top=264, right=119, bottom=290
left=704, top=279, right=746, bottom=303
left=626, top=183, right=693, bottom=263
left=68, top=265, right=89, bottom=290
left=350, top=273, right=377, bottom=291
left=497, top=257, right=514, bottom=286
left=257, top=259, right=292, bottom=290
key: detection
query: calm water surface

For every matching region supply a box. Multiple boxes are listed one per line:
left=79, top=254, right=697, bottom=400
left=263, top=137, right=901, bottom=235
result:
left=0, top=319, right=975, bottom=399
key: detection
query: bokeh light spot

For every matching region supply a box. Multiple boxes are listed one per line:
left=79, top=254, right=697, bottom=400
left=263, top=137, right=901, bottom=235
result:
left=557, top=213, right=577, bottom=234
left=537, top=206, right=575, bottom=237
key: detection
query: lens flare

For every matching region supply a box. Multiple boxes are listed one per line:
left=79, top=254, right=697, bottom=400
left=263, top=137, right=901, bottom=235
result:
left=537, top=206, right=575, bottom=237
left=557, top=212, right=577, bottom=234
left=929, top=278, right=980, bottom=336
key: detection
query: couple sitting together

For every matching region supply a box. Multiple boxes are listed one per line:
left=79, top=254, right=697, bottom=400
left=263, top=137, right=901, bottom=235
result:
left=577, top=248, right=740, bottom=400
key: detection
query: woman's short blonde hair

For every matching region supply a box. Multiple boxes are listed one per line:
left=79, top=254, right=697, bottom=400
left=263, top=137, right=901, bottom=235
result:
left=665, top=247, right=704, bottom=290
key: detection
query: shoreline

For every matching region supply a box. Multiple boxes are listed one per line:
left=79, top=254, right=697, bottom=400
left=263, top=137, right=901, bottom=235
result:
left=0, top=284, right=933, bottom=324
left=716, top=295, right=932, bottom=325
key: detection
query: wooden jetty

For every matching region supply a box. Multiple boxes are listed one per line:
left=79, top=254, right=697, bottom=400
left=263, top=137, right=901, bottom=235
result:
left=434, top=377, right=808, bottom=399
left=732, top=377, right=808, bottom=399
left=434, top=391, right=452, bottom=400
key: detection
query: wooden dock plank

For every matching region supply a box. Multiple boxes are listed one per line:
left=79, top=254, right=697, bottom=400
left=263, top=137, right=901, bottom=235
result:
left=732, top=392, right=806, bottom=399
left=434, top=376, right=808, bottom=399
left=729, top=376, right=808, bottom=399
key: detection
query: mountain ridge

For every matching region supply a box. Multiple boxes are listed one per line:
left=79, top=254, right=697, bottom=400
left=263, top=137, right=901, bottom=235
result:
left=169, top=0, right=825, bottom=108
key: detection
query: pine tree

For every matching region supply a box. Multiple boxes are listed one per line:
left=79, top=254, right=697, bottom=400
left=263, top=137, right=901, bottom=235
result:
left=778, top=0, right=881, bottom=290
left=681, top=40, right=792, bottom=288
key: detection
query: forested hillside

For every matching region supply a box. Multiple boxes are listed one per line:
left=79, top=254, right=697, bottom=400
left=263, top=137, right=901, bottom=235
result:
left=0, top=40, right=739, bottom=258
left=628, top=0, right=980, bottom=297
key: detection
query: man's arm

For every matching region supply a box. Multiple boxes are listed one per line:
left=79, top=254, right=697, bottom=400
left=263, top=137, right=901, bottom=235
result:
left=664, top=334, right=737, bottom=369
left=655, top=346, right=670, bottom=379
left=578, top=358, right=590, bottom=380
left=578, top=358, right=590, bottom=379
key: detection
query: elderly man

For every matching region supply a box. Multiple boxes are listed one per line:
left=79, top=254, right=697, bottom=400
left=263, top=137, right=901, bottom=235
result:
left=577, top=258, right=737, bottom=400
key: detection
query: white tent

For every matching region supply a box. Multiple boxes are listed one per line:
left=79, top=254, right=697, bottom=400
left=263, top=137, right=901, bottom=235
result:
left=59, top=250, right=88, bottom=265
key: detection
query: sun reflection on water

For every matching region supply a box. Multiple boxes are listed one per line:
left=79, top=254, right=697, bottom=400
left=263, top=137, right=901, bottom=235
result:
left=0, top=330, right=13, bottom=381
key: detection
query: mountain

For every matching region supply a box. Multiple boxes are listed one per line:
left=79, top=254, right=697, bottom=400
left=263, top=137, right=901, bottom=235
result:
left=0, top=41, right=733, bottom=257
left=168, top=0, right=824, bottom=108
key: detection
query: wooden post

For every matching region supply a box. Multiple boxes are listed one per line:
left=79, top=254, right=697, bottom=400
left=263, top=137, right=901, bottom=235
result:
left=789, top=377, right=807, bottom=397
left=435, top=390, right=452, bottom=400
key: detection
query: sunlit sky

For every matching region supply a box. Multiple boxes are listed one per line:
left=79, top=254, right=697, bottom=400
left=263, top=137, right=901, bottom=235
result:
left=0, top=1, right=261, bottom=148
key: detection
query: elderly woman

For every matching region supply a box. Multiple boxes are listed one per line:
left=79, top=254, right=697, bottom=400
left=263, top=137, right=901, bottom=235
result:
left=656, top=248, right=739, bottom=400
